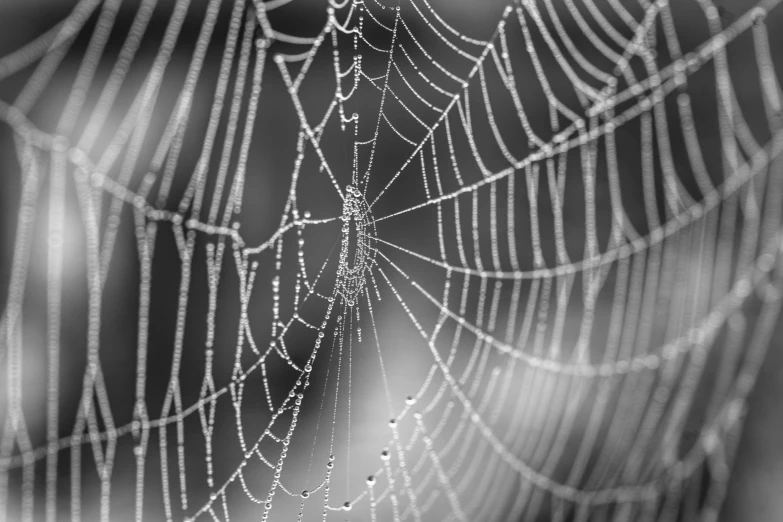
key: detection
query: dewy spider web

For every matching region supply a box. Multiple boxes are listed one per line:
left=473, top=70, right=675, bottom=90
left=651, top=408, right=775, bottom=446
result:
left=0, top=0, right=782, bottom=520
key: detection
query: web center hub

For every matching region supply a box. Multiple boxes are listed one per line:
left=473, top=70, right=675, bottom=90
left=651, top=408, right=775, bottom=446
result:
left=336, top=185, right=376, bottom=307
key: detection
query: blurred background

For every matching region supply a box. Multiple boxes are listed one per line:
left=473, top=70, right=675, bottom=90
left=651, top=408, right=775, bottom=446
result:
left=0, top=0, right=782, bottom=520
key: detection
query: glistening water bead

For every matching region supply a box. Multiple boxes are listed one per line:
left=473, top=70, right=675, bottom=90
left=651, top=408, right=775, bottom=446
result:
left=335, top=185, right=376, bottom=307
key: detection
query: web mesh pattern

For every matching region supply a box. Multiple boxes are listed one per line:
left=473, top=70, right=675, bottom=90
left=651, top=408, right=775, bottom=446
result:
left=1, top=0, right=782, bottom=520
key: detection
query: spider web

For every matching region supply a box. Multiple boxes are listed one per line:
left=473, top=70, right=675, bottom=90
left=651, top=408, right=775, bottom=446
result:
left=0, top=0, right=782, bottom=520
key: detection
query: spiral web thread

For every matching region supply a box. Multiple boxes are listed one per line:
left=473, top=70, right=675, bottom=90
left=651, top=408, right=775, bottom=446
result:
left=1, top=0, right=783, bottom=520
